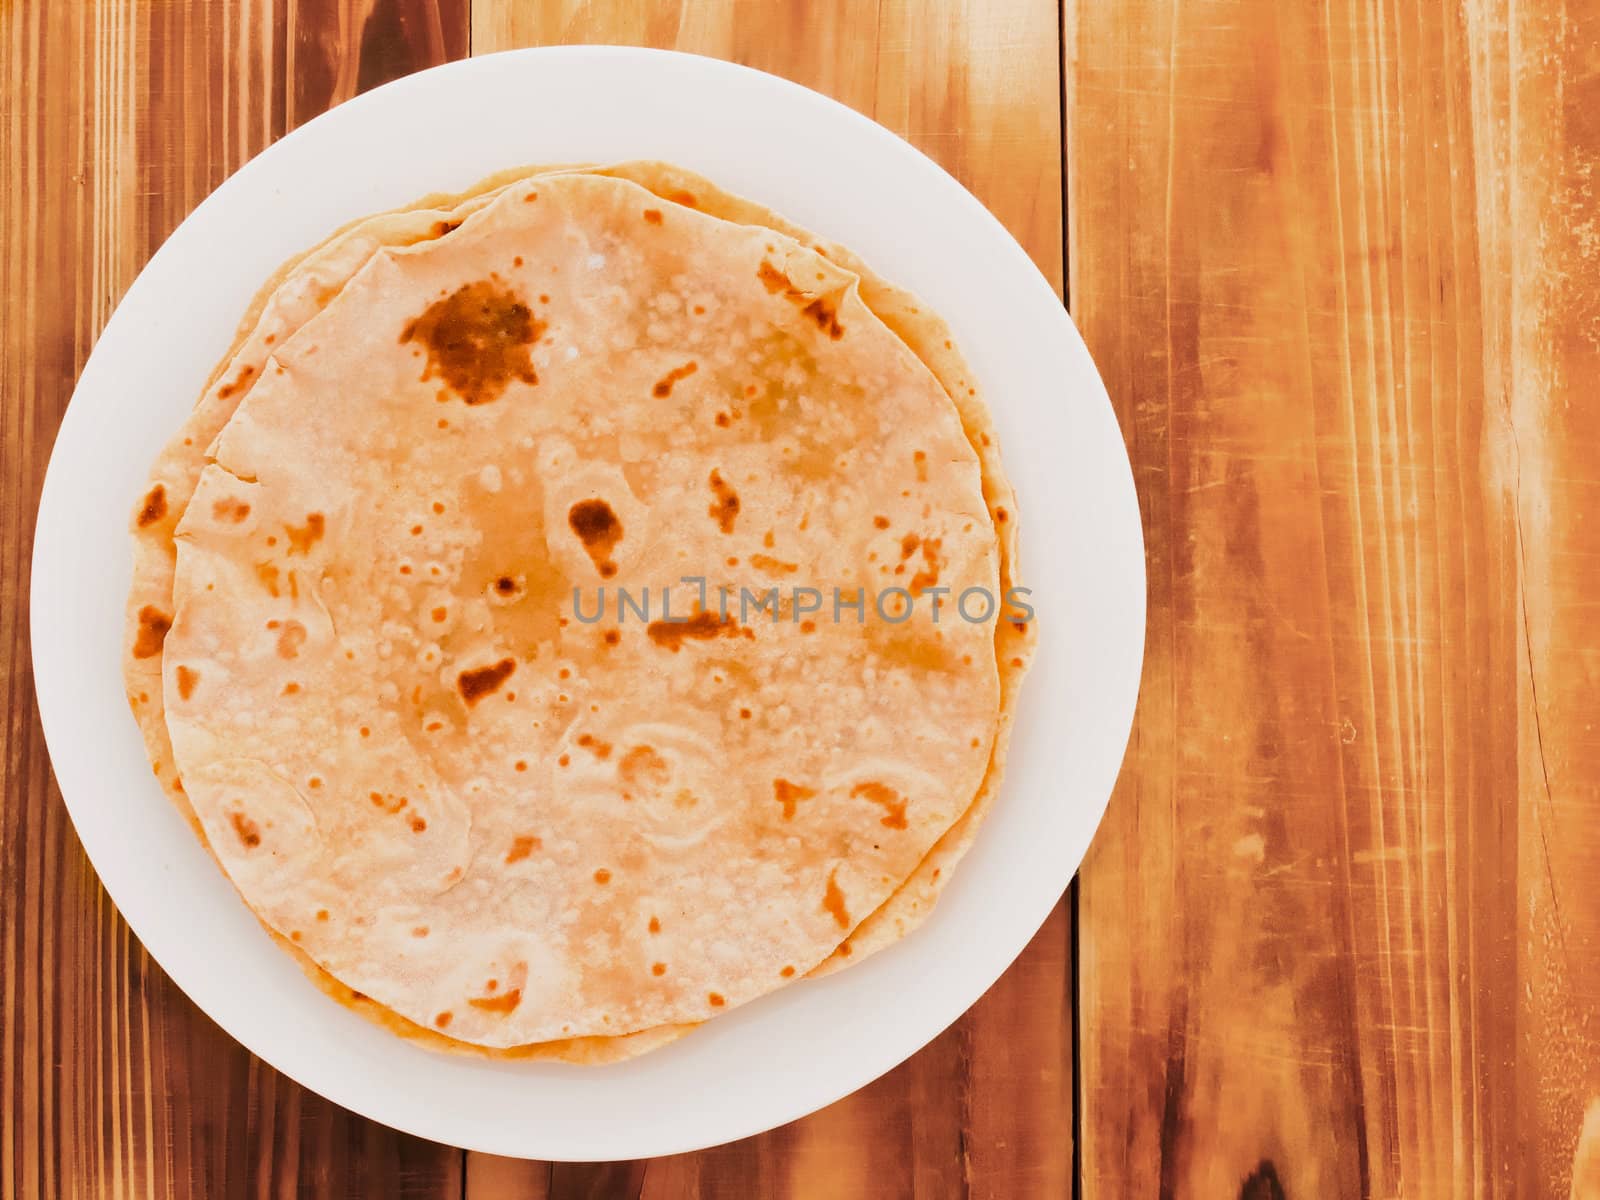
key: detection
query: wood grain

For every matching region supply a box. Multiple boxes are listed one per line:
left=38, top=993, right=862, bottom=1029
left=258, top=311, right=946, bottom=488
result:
left=9, top=0, right=1600, bottom=1195
left=466, top=2, right=1066, bottom=1196
left=1065, top=0, right=1600, bottom=1196
left=0, top=2, right=467, bottom=1198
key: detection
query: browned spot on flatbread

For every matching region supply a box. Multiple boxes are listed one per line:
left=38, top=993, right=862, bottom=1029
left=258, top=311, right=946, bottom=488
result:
left=909, top=537, right=942, bottom=593
left=851, top=781, right=908, bottom=830
left=646, top=610, right=738, bottom=651
left=913, top=450, right=928, bottom=482
left=370, top=791, right=407, bottom=813
left=576, top=733, right=612, bottom=760
left=568, top=498, right=622, bottom=577
left=801, top=298, right=845, bottom=340
left=823, top=868, right=851, bottom=929
left=267, top=622, right=304, bottom=662
left=620, top=745, right=670, bottom=788
left=875, top=632, right=958, bottom=674
left=256, top=563, right=280, bottom=598
left=666, top=189, right=698, bottom=208
left=757, top=260, right=800, bottom=295
left=285, top=513, right=324, bottom=555
left=136, top=485, right=167, bottom=527
left=215, top=363, right=255, bottom=401
left=434, top=1011, right=452, bottom=1028
left=175, top=665, right=199, bottom=700
left=755, top=262, right=844, bottom=337
left=652, top=360, right=698, bottom=397
left=430, top=219, right=461, bottom=237
left=468, top=987, right=523, bottom=1015
left=773, top=778, right=815, bottom=820
left=505, top=835, right=542, bottom=864
left=708, top=470, right=739, bottom=533
left=212, top=497, right=251, bottom=523
left=642, top=208, right=663, bottom=225
left=458, top=657, right=515, bottom=705
left=229, top=811, right=261, bottom=849
left=900, top=533, right=921, bottom=560
left=132, top=606, right=171, bottom=658
left=749, top=553, right=798, bottom=575
left=400, top=280, right=544, bottom=405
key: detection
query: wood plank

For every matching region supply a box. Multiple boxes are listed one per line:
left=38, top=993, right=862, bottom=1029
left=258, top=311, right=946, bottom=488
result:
left=1065, top=0, right=1600, bottom=1195
left=0, top=2, right=469, bottom=1197
left=467, top=3, right=1067, bottom=1196
left=469, top=0, right=1063, bottom=289
left=1507, top=3, right=1600, bottom=1194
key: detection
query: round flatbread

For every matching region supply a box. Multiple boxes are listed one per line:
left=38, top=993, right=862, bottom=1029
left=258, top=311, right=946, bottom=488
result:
left=126, top=163, right=1033, bottom=1057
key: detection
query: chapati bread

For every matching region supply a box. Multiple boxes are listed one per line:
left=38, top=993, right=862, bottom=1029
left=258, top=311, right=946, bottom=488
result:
left=124, top=166, right=692, bottom=1063
left=126, top=163, right=1033, bottom=1057
left=126, top=167, right=563, bottom=829
left=588, top=164, right=1033, bottom=972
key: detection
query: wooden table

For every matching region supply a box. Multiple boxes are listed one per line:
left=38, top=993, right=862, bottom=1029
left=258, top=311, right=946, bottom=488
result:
left=4, top=1, right=1598, bottom=1196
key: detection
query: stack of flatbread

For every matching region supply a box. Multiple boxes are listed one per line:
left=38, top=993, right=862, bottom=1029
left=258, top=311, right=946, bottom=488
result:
left=123, top=162, right=1034, bottom=1062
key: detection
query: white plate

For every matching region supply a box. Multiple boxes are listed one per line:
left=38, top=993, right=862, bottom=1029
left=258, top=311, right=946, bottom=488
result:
left=31, top=46, right=1143, bottom=1160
